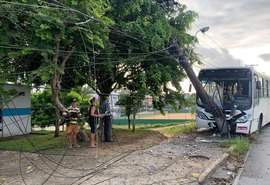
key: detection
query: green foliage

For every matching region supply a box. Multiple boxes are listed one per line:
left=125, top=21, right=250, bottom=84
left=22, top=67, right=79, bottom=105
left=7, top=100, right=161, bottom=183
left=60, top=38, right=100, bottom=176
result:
left=229, top=137, right=250, bottom=156
left=31, top=89, right=56, bottom=128
left=0, top=85, right=19, bottom=106
left=116, top=94, right=133, bottom=118
left=60, top=88, right=91, bottom=119
left=62, top=91, right=83, bottom=106
left=1, top=0, right=199, bottom=128
left=183, top=94, right=196, bottom=114
left=92, top=0, right=198, bottom=113
left=1, top=1, right=112, bottom=135
left=0, top=0, right=112, bottom=87
left=32, top=88, right=88, bottom=128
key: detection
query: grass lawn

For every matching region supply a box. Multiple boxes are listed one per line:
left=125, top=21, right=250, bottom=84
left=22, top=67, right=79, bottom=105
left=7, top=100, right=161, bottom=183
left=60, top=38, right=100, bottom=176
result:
left=0, top=121, right=194, bottom=152
left=0, top=130, right=68, bottom=152
left=0, top=128, right=164, bottom=152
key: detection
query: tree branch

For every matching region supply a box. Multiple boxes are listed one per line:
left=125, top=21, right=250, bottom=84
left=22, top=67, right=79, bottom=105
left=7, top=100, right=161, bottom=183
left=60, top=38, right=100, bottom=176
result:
left=60, top=47, right=75, bottom=68
left=52, top=33, right=62, bottom=64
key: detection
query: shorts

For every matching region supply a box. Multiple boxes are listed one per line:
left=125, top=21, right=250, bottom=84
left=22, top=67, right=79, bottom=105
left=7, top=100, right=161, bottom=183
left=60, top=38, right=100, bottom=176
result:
left=66, top=124, right=79, bottom=134
left=88, top=122, right=97, bottom=133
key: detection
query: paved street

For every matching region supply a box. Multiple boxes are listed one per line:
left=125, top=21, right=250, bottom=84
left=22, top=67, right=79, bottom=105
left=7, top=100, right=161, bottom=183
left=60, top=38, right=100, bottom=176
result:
left=236, top=124, right=270, bottom=185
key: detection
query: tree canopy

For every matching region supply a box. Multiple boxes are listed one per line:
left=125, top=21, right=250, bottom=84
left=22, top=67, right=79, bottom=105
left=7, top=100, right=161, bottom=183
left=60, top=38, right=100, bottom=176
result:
left=91, top=0, right=198, bottom=111
left=0, top=0, right=112, bottom=111
left=0, top=0, right=199, bottom=115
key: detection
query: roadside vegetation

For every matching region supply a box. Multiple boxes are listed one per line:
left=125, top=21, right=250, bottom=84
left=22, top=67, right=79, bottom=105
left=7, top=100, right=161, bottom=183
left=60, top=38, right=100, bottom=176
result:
left=1, top=0, right=199, bottom=137
left=0, top=131, right=68, bottom=152
left=0, top=121, right=196, bottom=152
left=0, top=126, right=160, bottom=152
left=220, top=135, right=254, bottom=162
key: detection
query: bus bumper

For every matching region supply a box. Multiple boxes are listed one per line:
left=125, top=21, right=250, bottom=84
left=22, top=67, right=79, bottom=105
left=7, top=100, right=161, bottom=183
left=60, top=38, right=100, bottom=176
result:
left=235, top=122, right=250, bottom=134
left=196, top=117, right=214, bottom=128
left=197, top=117, right=251, bottom=134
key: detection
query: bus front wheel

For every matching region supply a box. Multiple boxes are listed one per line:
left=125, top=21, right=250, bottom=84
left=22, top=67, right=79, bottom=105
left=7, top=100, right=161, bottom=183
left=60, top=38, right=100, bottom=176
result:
left=257, top=116, right=263, bottom=133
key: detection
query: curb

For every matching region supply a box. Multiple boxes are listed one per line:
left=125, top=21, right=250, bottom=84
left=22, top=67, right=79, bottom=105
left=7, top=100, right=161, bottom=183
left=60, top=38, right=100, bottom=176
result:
left=198, top=152, right=229, bottom=184
left=197, top=145, right=236, bottom=184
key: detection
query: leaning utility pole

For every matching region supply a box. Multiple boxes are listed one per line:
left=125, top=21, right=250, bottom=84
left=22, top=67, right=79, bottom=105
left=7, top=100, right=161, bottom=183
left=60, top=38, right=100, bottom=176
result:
left=168, top=37, right=227, bottom=134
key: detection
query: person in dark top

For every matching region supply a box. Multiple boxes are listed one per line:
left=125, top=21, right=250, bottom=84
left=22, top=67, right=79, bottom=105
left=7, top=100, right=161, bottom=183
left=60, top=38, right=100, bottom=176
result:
left=88, top=97, right=103, bottom=148
left=101, top=96, right=113, bottom=142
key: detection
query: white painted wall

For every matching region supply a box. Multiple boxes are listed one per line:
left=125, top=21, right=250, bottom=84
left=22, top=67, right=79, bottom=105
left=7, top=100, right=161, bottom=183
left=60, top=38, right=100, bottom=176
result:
left=1, top=84, right=31, bottom=137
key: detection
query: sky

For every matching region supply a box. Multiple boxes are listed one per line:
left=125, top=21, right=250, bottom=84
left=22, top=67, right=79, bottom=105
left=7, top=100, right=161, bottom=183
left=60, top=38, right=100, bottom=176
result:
left=179, top=0, right=270, bottom=73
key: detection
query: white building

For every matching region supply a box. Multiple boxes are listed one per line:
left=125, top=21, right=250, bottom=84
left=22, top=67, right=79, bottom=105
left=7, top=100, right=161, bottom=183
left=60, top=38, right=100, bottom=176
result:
left=0, top=84, right=31, bottom=137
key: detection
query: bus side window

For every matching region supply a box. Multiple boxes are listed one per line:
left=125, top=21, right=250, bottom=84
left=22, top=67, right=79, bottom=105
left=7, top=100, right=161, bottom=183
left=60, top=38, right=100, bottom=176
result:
left=254, top=79, right=260, bottom=105
left=256, top=80, right=261, bottom=90
left=266, top=80, right=269, bottom=97
left=262, top=78, right=265, bottom=97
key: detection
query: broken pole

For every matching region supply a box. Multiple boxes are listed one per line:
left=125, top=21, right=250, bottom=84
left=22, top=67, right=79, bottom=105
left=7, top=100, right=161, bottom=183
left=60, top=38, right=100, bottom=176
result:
left=168, top=37, right=227, bottom=134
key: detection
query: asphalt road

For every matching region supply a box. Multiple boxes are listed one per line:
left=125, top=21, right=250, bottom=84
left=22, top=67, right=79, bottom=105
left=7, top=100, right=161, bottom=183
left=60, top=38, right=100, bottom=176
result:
left=236, top=124, right=270, bottom=185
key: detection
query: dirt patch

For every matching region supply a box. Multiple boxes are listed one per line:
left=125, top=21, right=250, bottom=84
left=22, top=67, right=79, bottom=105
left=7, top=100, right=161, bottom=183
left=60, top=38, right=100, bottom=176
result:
left=0, top=129, right=228, bottom=185
left=150, top=123, right=192, bottom=138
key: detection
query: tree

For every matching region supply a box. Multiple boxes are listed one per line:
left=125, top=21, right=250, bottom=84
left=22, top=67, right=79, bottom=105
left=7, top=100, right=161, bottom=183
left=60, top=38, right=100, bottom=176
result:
left=117, top=87, right=147, bottom=132
left=84, top=0, right=198, bottom=131
left=0, top=0, right=112, bottom=136
left=32, top=88, right=90, bottom=140
left=183, top=94, right=196, bottom=115
left=32, top=89, right=56, bottom=128
left=1, top=0, right=200, bottom=134
left=88, top=0, right=198, bottom=112
left=116, top=94, right=133, bottom=129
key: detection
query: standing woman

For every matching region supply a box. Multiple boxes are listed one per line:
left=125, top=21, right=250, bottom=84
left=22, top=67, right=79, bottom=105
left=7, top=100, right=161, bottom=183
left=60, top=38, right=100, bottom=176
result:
left=88, top=97, right=103, bottom=148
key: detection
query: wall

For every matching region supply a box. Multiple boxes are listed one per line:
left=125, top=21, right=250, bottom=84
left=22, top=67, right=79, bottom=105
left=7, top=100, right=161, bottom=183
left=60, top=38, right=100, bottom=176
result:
left=1, top=84, right=31, bottom=137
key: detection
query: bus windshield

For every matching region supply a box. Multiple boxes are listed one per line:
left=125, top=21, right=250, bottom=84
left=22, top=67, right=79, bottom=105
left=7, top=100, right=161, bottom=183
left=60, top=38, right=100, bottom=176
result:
left=197, top=79, right=252, bottom=110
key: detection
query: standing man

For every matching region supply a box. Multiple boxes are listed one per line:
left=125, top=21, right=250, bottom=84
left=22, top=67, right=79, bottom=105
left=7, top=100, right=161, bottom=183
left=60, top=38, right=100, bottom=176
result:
left=101, top=96, right=113, bottom=142
left=63, top=99, right=82, bottom=148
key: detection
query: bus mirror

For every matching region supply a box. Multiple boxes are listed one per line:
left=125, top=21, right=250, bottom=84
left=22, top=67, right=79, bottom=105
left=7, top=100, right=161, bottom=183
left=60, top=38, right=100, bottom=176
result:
left=256, top=81, right=261, bottom=89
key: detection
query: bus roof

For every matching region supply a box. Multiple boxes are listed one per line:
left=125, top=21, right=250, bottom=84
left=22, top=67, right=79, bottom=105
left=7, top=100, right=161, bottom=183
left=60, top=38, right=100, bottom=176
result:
left=199, top=66, right=270, bottom=80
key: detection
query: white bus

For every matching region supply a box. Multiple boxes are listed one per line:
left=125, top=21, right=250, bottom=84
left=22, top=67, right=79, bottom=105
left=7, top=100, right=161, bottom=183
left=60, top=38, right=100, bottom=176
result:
left=196, top=67, right=270, bottom=134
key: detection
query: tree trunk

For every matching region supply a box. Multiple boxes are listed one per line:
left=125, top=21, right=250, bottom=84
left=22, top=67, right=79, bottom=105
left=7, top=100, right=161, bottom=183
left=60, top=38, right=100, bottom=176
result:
left=51, top=72, right=66, bottom=112
left=131, top=104, right=140, bottom=133
left=128, top=115, right=131, bottom=129
left=78, top=128, right=89, bottom=142
left=132, top=113, right=136, bottom=133
left=132, top=108, right=137, bottom=133
left=169, top=38, right=227, bottom=133
left=54, top=108, right=60, bottom=137
left=49, top=34, right=75, bottom=134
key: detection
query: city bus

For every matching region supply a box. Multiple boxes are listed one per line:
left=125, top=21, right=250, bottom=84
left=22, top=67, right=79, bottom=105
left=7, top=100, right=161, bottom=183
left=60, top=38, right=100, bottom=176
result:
left=196, top=67, right=270, bottom=134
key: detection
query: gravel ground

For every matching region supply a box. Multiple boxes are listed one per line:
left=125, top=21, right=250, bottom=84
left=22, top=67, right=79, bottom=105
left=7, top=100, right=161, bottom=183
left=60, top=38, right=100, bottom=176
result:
left=0, top=131, right=228, bottom=185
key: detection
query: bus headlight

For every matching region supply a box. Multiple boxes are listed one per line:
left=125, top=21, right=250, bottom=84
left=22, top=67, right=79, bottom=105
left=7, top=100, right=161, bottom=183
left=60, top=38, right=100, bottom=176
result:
left=236, top=114, right=250, bottom=123
left=196, top=110, right=208, bottom=120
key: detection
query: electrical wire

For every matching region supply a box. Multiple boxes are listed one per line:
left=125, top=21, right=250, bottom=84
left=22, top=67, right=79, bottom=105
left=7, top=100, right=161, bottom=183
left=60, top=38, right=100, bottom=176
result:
left=0, top=1, right=197, bottom=184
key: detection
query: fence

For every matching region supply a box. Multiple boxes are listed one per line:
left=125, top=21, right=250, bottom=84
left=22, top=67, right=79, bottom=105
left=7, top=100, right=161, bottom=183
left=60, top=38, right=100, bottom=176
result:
left=111, top=109, right=195, bottom=125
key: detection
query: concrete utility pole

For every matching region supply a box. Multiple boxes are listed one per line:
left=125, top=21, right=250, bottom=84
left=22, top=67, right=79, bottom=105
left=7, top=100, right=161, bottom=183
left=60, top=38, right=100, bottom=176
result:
left=168, top=37, right=227, bottom=134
